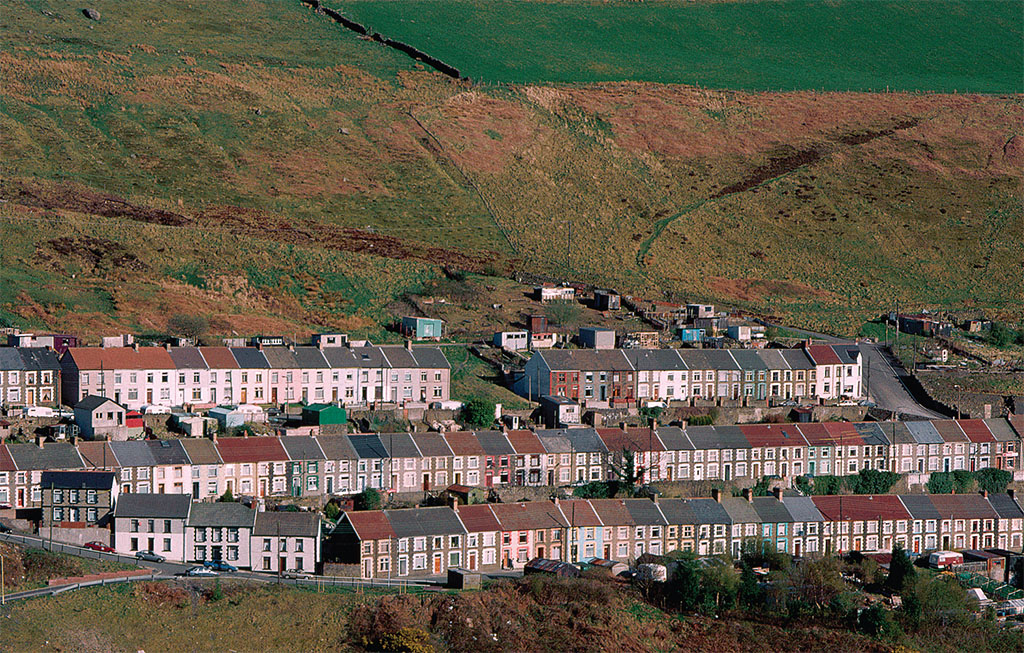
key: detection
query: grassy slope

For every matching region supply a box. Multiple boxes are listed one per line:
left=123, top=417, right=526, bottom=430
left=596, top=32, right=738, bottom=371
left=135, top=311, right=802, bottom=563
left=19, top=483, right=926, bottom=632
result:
left=0, top=0, right=1021, bottom=341
left=338, top=0, right=1023, bottom=92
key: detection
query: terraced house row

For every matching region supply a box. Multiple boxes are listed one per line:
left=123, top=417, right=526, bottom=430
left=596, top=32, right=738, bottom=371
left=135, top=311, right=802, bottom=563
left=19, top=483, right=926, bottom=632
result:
left=2, top=416, right=1022, bottom=511
left=517, top=344, right=863, bottom=404
left=58, top=340, right=450, bottom=410
left=335, top=489, right=1024, bottom=579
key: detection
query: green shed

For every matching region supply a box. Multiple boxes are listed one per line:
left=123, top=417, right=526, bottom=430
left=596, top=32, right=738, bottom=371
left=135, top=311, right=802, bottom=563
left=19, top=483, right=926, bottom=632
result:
left=302, top=403, right=347, bottom=426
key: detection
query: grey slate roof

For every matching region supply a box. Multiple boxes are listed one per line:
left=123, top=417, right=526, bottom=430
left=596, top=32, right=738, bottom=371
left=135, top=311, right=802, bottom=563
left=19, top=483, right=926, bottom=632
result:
left=833, top=345, right=861, bottom=364
left=169, top=347, right=208, bottom=369
left=780, top=349, right=815, bottom=370
left=623, top=498, right=667, bottom=525
left=280, top=436, right=326, bottom=461
left=230, top=347, right=270, bottom=369
left=985, top=419, right=1019, bottom=442
left=0, top=348, right=24, bottom=371
left=110, top=440, right=190, bottom=467
left=408, top=347, right=451, bottom=370
left=261, top=347, right=299, bottom=369
left=538, top=349, right=634, bottom=372
left=75, top=395, right=121, bottom=411
left=40, top=470, right=115, bottom=490
left=114, top=493, right=192, bottom=520
left=379, top=346, right=418, bottom=369
left=887, top=421, right=918, bottom=445
left=623, top=349, right=687, bottom=371
left=729, top=350, right=769, bottom=371
left=899, top=494, right=942, bottom=520
left=410, top=433, right=454, bottom=457
left=781, top=496, right=824, bottom=522
left=684, top=498, right=732, bottom=525
left=473, top=431, right=516, bottom=456
left=756, top=349, right=790, bottom=370
left=18, top=348, right=61, bottom=371
left=855, top=423, right=890, bottom=446
left=188, top=502, right=257, bottom=528
left=292, top=347, right=329, bottom=369
left=534, top=428, right=607, bottom=454
left=350, top=346, right=389, bottom=369
left=655, top=426, right=694, bottom=451
left=7, top=442, right=84, bottom=470
left=681, top=350, right=740, bottom=370
left=315, top=435, right=359, bottom=461
left=320, top=347, right=362, bottom=368
left=751, top=497, right=793, bottom=523
left=379, top=433, right=422, bottom=459
left=253, top=511, right=320, bottom=537
left=905, top=420, right=944, bottom=444
left=655, top=498, right=699, bottom=525
left=720, top=498, right=761, bottom=524
left=988, top=493, right=1024, bottom=519
left=385, top=506, right=466, bottom=537
left=687, top=426, right=750, bottom=450
left=347, top=434, right=388, bottom=459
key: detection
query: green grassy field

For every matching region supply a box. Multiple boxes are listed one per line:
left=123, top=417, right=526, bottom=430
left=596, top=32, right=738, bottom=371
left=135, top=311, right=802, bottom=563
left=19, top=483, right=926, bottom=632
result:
left=336, top=0, right=1023, bottom=92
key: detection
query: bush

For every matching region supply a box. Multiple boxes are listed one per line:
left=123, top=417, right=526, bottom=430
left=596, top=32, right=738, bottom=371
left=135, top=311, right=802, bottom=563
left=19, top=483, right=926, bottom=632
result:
left=846, top=469, right=900, bottom=494
left=885, top=543, right=916, bottom=593
left=354, top=488, right=382, bottom=511
left=859, top=603, right=898, bottom=639
left=573, top=481, right=617, bottom=498
left=975, top=468, right=1012, bottom=494
left=323, top=501, right=341, bottom=522
left=461, top=397, right=495, bottom=427
left=218, top=488, right=235, bottom=503
left=927, top=471, right=954, bottom=494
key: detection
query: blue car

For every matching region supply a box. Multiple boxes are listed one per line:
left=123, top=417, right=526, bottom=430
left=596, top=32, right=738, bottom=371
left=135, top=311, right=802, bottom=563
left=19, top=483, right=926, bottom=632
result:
left=203, top=560, right=237, bottom=572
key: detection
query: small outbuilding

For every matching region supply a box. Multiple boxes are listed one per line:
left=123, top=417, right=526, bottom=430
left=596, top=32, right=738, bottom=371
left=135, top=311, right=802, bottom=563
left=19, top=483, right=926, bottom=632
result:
left=302, top=403, right=347, bottom=427
left=447, top=567, right=482, bottom=589
left=74, top=395, right=134, bottom=441
left=209, top=404, right=267, bottom=430
left=401, top=316, right=443, bottom=340
left=524, top=557, right=580, bottom=578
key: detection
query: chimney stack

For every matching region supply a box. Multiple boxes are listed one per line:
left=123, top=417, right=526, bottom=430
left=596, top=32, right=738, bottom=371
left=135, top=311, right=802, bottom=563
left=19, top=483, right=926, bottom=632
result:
left=620, top=421, right=627, bottom=431
left=980, top=489, right=988, bottom=499
left=742, top=488, right=753, bottom=503
left=984, top=404, right=992, bottom=419
left=405, top=339, right=413, bottom=352
left=132, top=342, right=139, bottom=352
left=447, top=495, right=459, bottom=511
left=36, top=434, right=45, bottom=448
left=164, top=343, right=171, bottom=351
left=1009, top=489, right=1016, bottom=501
left=711, top=488, right=721, bottom=503
left=772, top=487, right=783, bottom=501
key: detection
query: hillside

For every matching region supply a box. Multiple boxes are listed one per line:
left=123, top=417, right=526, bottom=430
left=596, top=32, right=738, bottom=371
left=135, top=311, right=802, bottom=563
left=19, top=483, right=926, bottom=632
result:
left=1, top=0, right=1021, bottom=340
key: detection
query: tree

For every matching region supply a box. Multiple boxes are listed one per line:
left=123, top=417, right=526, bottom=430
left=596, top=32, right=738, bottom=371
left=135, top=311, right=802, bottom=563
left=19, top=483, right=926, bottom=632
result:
left=886, top=542, right=916, bottom=593
left=545, top=301, right=581, bottom=327
left=846, top=469, right=900, bottom=494
left=218, top=488, right=235, bottom=503
left=787, top=556, right=846, bottom=611
left=354, top=488, right=382, bottom=511
left=461, top=397, right=495, bottom=428
left=608, top=449, right=645, bottom=497
left=167, top=313, right=208, bottom=341
left=738, top=563, right=763, bottom=609
left=573, top=481, right=616, bottom=498
left=323, top=501, right=341, bottom=522
left=900, top=588, right=922, bottom=631
left=638, top=405, right=663, bottom=426
left=927, top=471, right=954, bottom=494
left=976, top=468, right=1012, bottom=494
left=859, top=603, right=897, bottom=639
left=986, top=322, right=1014, bottom=347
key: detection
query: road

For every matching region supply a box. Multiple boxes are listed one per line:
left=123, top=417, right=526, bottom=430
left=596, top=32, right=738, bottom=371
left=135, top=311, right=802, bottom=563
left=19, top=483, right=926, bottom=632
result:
left=758, top=320, right=946, bottom=419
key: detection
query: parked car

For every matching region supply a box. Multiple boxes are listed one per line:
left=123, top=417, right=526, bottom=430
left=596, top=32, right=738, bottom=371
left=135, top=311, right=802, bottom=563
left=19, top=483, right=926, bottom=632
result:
left=203, top=560, right=237, bottom=572
left=135, top=550, right=165, bottom=563
left=83, top=541, right=115, bottom=553
left=281, top=568, right=310, bottom=580
left=23, top=406, right=55, bottom=418
left=0, top=521, right=11, bottom=533
left=178, top=566, right=218, bottom=577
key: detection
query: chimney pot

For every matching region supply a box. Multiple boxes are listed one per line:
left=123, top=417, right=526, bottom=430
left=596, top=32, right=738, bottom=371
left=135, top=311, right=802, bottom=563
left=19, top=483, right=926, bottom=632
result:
left=980, top=489, right=988, bottom=498
left=36, top=434, right=44, bottom=448
left=405, top=339, right=413, bottom=351
left=742, top=488, right=753, bottom=502
left=773, top=487, right=783, bottom=501
left=1009, top=489, right=1016, bottom=500
left=620, top=421, right=627, bottom=431
left=164, top=343, right=171, bottom=351
left=711, top=488, right=722, bottom=503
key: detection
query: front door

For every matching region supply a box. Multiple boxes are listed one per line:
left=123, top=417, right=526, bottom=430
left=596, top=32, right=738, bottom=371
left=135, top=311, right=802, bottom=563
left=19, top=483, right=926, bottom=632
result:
left=468, top=551, right=477, bottom=571
left=423, top=474, right=430, bottom=491
left=27, top=389, right=35, bottom=405
left=432, top=553, right=442, bottom=575
left=16, top=487, right=25, bottom=508
left=326, top=477, right=334, bottom=494
left=241, top=388, right=247, bottom=404
left=193, top=482, right=199, bottom=497
left=259, top=479, right=267, bottom=497
left=147, top=389, right=153, bottom=404
left=362, top=558, right=372, bottom=578
left=271, top=388, right=278, bottom=404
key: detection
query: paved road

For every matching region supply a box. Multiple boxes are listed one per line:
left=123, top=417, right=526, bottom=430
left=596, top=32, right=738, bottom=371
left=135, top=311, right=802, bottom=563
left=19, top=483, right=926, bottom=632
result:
left=758, top=320, right=946, bottom=419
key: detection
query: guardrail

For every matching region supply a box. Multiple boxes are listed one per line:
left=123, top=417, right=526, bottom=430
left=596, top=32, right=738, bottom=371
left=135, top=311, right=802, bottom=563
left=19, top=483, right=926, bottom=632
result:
left=290, top=574, right=437, bottom=593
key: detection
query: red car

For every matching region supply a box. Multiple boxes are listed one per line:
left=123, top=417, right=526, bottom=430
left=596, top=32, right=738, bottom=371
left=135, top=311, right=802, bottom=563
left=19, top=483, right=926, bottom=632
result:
left=83, top=541, right=115, bottom=553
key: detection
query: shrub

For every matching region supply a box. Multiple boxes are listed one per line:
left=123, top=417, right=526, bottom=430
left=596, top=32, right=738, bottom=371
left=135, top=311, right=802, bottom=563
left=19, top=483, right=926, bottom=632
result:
left=217, top=488, right=235, bottom=503
left=885, top=543, right=916, bottom=593
left=975, top=468, right=1012, bottom=494
left=323, top=502, right=341, bottom=522
left=859, top=603, right=899, bottom=639
left=845, top=469, right=900, bottom=494
left=354, top=488, right=382, bottom=511
left=461, top=397, right=495, bottom=427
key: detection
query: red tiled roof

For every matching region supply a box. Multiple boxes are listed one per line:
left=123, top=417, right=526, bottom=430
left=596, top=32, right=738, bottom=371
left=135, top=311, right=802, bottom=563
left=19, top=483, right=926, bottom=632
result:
left=454, top=504, right=501, bottom=532
left=927, top=494, right=999, bottom=520
left=344, top=510, right=396, bottom=541
left=558, top=500, right=603, bottom=527
left=739, top=424, right=807, bottom=448
left=955, top=419, right=995, bottom=443
left=588, top=498, right=637, bottom=526
left=65, top=347, right=175, bottom=371
left=795, top=423, right=833, bottom=446
left=931, top=420, right=968, bottom=443
left=0, top=445, right=15, bottom=472
left=214, top=436, right=289, bottom=463
left=443, top=431, right=486, bottom=456
left=811, top=495, right=910, bottom=522
left=806, top=345, right=842, bottom=366
left=489, top=501, right=568, bottom=531
left=1011, top=415, right=1024, bottom=437
left=198, top=347, right=239, bottom=369
left=505, top=430, right=546, bottom=455
left=77, top=441, right=117, bottom=468
left=821, top=422, right=866, bottom=446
